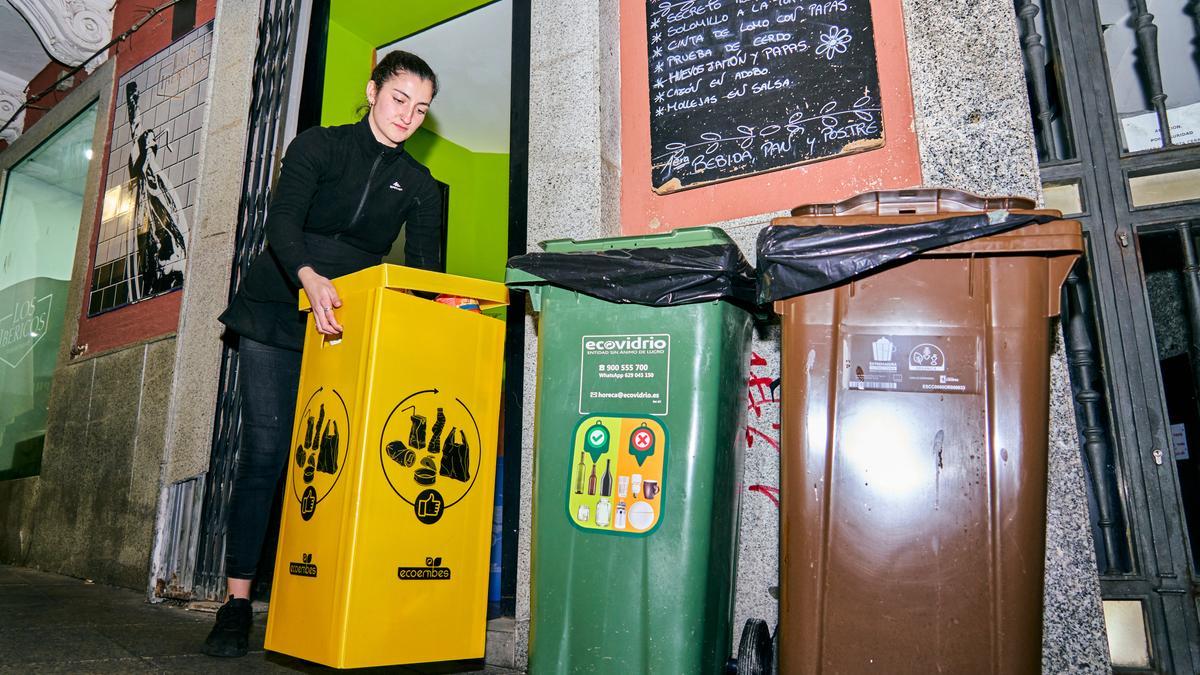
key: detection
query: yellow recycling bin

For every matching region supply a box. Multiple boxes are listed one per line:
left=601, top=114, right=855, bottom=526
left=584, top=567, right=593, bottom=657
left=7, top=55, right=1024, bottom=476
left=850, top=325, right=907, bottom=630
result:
left=263, top=264, right=508, bottom=669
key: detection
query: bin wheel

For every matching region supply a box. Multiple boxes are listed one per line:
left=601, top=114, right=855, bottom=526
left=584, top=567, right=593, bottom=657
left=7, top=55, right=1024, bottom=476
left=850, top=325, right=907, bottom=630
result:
left=736, top=618, right=772, bottom=675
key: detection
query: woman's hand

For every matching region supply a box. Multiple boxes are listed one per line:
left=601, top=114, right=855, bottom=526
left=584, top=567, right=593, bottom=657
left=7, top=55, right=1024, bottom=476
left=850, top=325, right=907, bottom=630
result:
left=298, top=266, right=344, bottom=335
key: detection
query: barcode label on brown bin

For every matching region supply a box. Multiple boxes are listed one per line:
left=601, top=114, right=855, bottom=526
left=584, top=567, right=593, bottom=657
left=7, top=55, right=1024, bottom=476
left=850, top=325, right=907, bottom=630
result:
left=843, top=334, right=979, bottom=395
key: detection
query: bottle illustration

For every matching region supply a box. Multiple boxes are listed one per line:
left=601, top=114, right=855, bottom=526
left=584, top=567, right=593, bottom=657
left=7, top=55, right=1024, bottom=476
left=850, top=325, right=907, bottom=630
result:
left=577, top=503, right=590, bottom=522
left=615, top=500, right=627, bottom=529
left=600, top=459, right=613, bottom=497
left=596, top=497, right=612, bottom=527
left=587, top=462, right=598, bottom=496
left=574, top=452, right=586, bottom=494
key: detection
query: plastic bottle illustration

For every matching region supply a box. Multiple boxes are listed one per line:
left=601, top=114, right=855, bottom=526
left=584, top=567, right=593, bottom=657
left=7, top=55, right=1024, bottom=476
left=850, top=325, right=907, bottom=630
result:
left=596, top=497, right=612, bottom=527
left=574, top=452, right=586, bottom=494
left=600, top=459, right=613, bottom=497
left=615, top=501, right=627, bottom=529
left=587, top=462, right=597, bottom=496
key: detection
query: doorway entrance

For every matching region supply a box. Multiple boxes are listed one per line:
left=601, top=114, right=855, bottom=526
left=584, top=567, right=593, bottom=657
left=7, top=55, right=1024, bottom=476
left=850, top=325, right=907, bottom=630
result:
left=1016, top=0, right=1200, bottom=670
left=185, top=0, right=529, bottom=621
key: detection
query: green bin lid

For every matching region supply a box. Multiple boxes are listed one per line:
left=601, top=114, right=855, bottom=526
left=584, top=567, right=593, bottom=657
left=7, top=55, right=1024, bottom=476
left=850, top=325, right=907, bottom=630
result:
left=506, top=226, right=738, bottom=287
left=538, top=226, right=733, bottom=253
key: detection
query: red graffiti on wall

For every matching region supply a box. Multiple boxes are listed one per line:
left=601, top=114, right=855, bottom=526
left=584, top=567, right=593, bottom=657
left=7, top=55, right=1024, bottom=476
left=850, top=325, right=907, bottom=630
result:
left=748, top=484, right=780, bottom=507
left=746, top=352, right=781, bottom=451
left=745, top=351, right=781, bottom=508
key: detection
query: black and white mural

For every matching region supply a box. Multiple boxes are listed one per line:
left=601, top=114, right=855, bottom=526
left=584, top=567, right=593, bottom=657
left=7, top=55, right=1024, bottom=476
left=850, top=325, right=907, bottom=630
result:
left=89, top=22, right=212, bottom=315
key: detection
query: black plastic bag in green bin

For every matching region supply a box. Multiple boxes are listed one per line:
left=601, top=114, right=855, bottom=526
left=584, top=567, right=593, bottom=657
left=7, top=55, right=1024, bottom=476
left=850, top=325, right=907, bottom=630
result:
left=507, top=243, right=758, bottom=308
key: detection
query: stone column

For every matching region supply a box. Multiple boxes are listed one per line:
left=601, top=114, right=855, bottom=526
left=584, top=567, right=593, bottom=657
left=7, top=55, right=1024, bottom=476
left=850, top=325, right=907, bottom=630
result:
left=158, top=0, right=260, bottom=487
left=901, top=0, right=1110, bottom=671
left=515, top=0, right=622, bottom=667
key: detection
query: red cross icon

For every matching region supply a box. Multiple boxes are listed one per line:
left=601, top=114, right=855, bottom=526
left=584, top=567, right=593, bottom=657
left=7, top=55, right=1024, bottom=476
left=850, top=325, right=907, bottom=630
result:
left=632, top=429, right=654, bottom=451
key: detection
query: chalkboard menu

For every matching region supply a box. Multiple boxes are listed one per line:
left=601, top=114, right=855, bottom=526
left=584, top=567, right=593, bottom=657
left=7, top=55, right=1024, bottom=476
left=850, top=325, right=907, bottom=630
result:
left=646, top=1, right=884, bottom=193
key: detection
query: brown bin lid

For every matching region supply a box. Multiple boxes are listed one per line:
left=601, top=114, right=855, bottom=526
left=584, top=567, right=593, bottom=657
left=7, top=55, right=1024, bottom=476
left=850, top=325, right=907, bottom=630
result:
left=776, top=189, right=1082, bottom=256
left=790, top=188, right=1036, bottom=216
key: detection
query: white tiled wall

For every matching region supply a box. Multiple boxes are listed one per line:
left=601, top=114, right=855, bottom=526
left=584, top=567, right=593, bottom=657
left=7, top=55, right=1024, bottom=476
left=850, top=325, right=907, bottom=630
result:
left=90, top=23, right=213, bottom=314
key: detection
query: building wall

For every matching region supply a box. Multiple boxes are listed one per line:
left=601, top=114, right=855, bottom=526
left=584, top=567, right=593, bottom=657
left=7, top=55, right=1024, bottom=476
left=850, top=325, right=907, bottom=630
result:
left=0, top=1, right=1116, bottom=669
left=0, top=0, right=257, bottom=592
left=0, top=57, right=177, bottom=589
left=515, top=0, right=1110, bottom=671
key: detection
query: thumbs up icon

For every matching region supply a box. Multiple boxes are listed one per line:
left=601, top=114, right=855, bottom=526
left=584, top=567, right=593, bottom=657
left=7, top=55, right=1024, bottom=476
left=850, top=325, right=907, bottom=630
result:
left=416, top=492, right=443, bottom=520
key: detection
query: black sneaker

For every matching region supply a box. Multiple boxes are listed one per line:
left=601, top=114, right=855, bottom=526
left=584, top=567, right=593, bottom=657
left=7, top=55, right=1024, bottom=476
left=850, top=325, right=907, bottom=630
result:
left=202, top=596, right=252, bottom=657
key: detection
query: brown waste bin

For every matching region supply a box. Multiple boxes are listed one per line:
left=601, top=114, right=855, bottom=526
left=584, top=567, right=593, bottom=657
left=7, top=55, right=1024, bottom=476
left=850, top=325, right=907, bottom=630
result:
left=768, top=189, right=1082, bottom=674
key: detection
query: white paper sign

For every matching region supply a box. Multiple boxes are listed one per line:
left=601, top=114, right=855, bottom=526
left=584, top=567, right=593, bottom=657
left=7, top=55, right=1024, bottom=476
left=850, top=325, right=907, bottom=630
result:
left=1121, top=101, right=1200, bottom=152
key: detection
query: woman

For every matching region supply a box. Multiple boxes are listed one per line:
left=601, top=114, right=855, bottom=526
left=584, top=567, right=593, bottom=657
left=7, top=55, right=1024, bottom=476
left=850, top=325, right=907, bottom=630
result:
left=203, top=50, right=443, bottom=658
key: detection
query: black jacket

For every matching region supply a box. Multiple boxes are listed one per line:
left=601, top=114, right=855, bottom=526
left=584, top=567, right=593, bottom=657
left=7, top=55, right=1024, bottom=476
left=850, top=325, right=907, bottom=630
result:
left=220, top=117, right=443, bottom=350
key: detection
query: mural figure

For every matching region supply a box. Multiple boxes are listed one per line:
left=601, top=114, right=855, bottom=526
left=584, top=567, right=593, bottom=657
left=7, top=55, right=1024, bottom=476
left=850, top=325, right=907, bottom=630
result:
left=124, top=81, right=188, bottom=300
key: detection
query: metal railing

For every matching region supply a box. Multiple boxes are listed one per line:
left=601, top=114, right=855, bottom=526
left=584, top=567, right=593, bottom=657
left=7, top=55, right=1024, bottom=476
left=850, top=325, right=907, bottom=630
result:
left=193, top=0, right=302, bottom=601
left=1064, top=264, right=1133, bottom=574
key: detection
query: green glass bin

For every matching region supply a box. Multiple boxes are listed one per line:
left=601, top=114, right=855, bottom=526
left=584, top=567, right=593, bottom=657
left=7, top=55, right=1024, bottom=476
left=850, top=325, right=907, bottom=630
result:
left=508, top=227, right=754, bottom=674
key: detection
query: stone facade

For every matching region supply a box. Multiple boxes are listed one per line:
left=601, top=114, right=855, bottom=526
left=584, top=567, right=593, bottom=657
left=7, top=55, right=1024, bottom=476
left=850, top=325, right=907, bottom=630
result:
left=0, top=0, right=1113, bottom=671
left=514, top=0, right=1110, bottom=671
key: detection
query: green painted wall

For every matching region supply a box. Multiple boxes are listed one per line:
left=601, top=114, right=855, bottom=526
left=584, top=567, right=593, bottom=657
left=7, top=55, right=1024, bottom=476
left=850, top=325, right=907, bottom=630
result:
left=319, top=3, right=509, bottom=285
left=321, top=19, right=373, bottom=127
left=404, top=130, right=509, bottom=282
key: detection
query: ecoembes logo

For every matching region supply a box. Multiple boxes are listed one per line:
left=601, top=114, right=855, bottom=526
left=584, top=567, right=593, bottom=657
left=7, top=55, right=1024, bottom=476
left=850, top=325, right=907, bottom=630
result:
left=289, top=552, right=317, bottom=577
left=397, top=556, right=451, bottom=581
left=583, top=336, right=668, bottom=352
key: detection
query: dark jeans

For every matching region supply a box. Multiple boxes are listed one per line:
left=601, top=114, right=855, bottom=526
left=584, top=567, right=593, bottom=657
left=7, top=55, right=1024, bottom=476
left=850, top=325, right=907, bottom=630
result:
left=224, top=336, right=303, bottom=580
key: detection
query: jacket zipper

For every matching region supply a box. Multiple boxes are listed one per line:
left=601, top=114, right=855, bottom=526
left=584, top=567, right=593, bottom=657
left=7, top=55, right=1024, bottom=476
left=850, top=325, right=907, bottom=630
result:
left=347, top=153, right=384, bottom=231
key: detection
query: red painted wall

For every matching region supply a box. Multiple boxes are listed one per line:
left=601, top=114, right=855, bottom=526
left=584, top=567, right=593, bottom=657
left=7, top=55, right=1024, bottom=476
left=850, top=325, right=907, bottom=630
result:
left=21, top=67, right=93, bottom=132
left=71, top=0, right=217, bottom=358
left=618, top=0, right=923, bottom=234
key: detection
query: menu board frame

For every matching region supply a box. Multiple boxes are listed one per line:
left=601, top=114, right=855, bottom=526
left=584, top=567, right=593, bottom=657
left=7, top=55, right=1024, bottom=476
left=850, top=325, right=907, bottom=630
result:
left=645, top=0, right=885, bottom=193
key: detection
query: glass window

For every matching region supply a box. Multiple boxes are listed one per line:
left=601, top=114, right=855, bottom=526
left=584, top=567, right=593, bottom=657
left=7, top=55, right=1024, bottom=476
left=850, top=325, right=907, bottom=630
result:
left=0, top=103, right=98, bottom=480
left=1015, top=0, right=1077, bottom=162
left=1099, top=0, right=1200, bottom=152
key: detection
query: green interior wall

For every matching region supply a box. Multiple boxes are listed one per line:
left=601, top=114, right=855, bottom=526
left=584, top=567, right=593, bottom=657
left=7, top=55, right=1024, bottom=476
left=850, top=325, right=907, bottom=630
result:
left=320, top=1, right=509, bottom=284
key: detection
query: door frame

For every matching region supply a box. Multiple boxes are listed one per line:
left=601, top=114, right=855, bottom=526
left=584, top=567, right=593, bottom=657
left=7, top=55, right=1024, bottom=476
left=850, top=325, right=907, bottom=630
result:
left=1020, top=0, right=1200, bottom=670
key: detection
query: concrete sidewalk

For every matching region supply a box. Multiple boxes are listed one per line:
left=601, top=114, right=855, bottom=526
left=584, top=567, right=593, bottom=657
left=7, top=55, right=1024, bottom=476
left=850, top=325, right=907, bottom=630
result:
left=0, top=564, right=521, bottom=674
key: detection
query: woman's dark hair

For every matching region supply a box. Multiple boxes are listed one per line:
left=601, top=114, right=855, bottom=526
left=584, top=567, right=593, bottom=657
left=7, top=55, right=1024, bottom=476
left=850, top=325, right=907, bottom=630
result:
left=371, top=50, right=439, bottom=99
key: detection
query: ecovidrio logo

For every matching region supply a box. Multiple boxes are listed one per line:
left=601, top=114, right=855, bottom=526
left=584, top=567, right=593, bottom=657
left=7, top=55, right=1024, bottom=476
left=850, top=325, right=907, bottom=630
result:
left=582, top=336, right=668, bottom=352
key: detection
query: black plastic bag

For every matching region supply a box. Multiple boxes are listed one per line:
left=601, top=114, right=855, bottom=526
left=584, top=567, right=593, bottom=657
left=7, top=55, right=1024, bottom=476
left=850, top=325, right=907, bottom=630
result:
left=507, top=244, right=758, bottom=308
left=757, top=211, right=1059, bottom=303
left=440, top=428, right=471, bottom=483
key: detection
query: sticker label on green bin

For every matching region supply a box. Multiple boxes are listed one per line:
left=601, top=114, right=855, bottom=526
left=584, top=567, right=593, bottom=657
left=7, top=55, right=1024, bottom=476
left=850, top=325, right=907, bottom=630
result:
left=567, top=415, right=668, bottom=536
left=844, top=334, right=979, bottom=395
left=579, top=334, right=670, bottom=415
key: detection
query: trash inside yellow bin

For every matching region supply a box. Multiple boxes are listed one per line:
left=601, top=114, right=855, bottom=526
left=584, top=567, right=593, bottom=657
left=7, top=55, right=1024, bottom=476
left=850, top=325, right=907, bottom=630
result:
left=263, top=264, right=508, bottom=669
